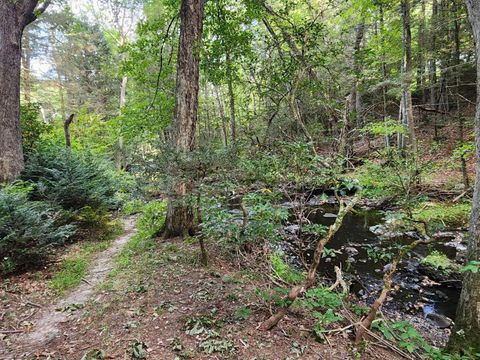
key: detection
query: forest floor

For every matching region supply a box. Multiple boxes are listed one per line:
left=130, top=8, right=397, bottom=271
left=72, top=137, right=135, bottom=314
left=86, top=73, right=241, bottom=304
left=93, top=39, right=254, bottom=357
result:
left=1, top=216, right=406, bottom=360
left=0, top=122, right=472, bottom=360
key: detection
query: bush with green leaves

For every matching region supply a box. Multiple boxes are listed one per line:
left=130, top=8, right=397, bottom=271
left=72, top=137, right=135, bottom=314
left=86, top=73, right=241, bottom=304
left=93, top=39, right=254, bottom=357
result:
left=20, top=102, right=51, bottom=152
left=22, top=147, right=125, bottom=212
left=0, top=184, right=75, bottom=275
left=200, top=190, right=288, bottom=249
left=239, top=141, right=332, bottom=187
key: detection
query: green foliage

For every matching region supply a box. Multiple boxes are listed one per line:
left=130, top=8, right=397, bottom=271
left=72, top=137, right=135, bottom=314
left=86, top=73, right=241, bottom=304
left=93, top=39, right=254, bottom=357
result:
left=422, top=251, right=458, bottom=273
left=0, top=183, right=75, bottom=275
left=303, top=287, right=343, bottom=310
left=373, top=320, right=424, bottom=353
left=114, top=200, right=166, bottom=272
left=362, top=118, right=406, bottom=137
left=239, top=142, right=332, bottom=187
left=373, top=320, right=480, bottom=359
left=20, top=102, right=50, bottom=152
left=22, top=147, right=125, bottom=212
left=413, top=202, right=471, bottom=231
left=452, top=142, right=474, bottom=160
left=130, top=341, right=148, bottom=359
left=49, top=257, right=88, bottom=293
left=233, top=306, right=252, bottom=321
left=199, top=338, right=235, bottom=354
left=270, top=253, right=305, bottom=285
left=303, top=223, right=327, bottom=236
left=364, top=244, right=395, bottom=263
left=355, top=155, right=420, bottom=200
left=201, top=190, right=287, bottom=250
left=49, top=221, right=121, bottom=294
left=136, top=200, right=167, bottom=238
left=122, top=199, right=145, bottom=215
left=312, top=309, right=344, bottom=341
left=461, top=261, right=480, bottom=274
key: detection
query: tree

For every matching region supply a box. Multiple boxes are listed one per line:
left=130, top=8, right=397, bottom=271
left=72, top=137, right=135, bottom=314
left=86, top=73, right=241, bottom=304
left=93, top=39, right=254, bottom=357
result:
left=449, top=0, right=480, bottom=353
left=163, top=0, right=205, bottom=237
left=399, top=0, right=417, bottom=157
left=0, top=0, right=50, bottom=183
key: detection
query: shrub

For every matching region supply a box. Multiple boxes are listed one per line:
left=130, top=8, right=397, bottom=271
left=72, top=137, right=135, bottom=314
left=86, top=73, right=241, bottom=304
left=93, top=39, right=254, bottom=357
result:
left=0, top=184, right=75, bottom=275
left=22, top=147, right=123, bottom=211
left=20, top=102, right=50, bottom=152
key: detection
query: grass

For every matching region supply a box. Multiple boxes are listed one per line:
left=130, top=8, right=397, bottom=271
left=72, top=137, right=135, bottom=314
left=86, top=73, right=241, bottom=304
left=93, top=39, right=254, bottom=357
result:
left=106, top=200, right=167, bottom=283
left=48, top=220, right=123, bottom=294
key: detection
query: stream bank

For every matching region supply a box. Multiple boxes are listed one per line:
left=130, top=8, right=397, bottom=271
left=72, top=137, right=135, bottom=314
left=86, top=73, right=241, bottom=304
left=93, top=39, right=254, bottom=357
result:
left=277, top=193, right=467, bottom=346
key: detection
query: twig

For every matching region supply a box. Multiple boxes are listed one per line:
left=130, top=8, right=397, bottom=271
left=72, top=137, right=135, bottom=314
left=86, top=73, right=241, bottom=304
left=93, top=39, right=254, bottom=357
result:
left=452, top=191, right=467, bottom=203
left=0, top=330, right=24, bottom=334
left=81, top=278, right=92, bottom=285
left=328, top=266, right=348, bottom=294
left=25, top=301, right=42, bottom=308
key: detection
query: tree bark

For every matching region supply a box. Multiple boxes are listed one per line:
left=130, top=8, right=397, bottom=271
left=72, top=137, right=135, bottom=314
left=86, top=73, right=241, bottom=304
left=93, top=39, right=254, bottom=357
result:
left=163, top=0, right=205, bottom=238
left=448, top=0, right=480, bottom=352
left=341, top=22, right=365, bottom=159
left=400, top=0, right=418, bottom=157
left=226, top=51, right=236, bottom=145
left=0, top=0, right=49, bottom=183
left=21, top=29, right=33, bottom=102
left=214, top=85, right=228, bottom=148
left=64, top=114, right=75, bottom=148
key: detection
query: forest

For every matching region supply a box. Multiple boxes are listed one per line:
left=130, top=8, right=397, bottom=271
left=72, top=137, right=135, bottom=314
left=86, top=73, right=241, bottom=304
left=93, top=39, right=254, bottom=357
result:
left=1, top=0, right=480, bottom=358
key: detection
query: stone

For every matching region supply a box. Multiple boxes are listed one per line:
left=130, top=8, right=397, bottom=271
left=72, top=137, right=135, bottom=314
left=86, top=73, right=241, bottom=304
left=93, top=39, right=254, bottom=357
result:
left=426, top=313, right=453, bottom=329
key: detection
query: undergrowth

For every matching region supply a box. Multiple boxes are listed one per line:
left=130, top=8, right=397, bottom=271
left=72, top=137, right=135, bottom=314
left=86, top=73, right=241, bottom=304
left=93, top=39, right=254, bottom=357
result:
left=49, top=219, right=122, bottom=294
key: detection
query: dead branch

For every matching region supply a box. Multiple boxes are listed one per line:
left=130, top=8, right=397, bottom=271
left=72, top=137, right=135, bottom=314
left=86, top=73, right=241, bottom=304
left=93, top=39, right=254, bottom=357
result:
left=328, top=266, right=348, bottom=294
left=63, top=113, right=75, bottom=148
left=259, top=194, right=360, bottom=331
left=355, top=238, right=435, bottom=344
left=0, top=330, right=24, bottom=334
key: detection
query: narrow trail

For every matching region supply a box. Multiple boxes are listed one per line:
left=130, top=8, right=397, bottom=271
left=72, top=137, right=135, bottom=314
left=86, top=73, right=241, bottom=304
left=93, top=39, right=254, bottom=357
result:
left=4, top=216, right=137, bottom=358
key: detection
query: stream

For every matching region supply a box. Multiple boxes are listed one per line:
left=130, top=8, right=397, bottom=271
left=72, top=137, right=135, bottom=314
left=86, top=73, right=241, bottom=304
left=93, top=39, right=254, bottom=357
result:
left=278, top=196, right=466, bottom=344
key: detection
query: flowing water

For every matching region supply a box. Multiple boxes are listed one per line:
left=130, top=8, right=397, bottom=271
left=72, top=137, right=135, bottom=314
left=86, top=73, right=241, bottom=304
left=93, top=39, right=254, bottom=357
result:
left=280, top=202, right=463, bottom=321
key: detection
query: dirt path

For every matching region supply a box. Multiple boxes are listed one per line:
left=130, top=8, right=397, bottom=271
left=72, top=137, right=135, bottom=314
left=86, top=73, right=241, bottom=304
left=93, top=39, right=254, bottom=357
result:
left=3, top=216, right=137, bottom=358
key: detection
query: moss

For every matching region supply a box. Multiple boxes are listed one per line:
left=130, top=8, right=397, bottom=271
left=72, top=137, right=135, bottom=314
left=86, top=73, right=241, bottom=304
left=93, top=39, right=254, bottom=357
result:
left=421, top=250, right=458, bottom=272
left=413, top=202, right=471, bottom=231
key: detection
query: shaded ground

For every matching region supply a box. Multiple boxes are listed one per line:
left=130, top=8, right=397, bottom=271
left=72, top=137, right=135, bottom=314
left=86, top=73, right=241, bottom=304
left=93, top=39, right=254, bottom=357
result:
left=1, top=217, right=137, bottom=359
left=2, top=225, right=406, bottom=359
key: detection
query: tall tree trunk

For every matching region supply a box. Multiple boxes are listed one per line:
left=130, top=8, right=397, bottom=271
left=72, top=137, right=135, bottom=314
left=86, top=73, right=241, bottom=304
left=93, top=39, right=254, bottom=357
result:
left=21, top=29, right=33, bottom=102
left=400, top=0, right=418, bottom=158
left=417, top=0, right=426, bottom=106
left=0, top=0, right=49, bottom=183
left=0, top=11, right=23, bottom=183
left=214, top=86, right=228, bottom=148
left=342, top=22, right=365, bottom=159
left=449, top=0, right=480, bottom=352
left=226, top=51, right=236, bottom=145
left=163, top=0, right=205, bottom=238
left=115, top=75, right=128, bottom=170
left=429, top=0, right=438, bottom=123
left=453, top=0, right=469, bottom=189
left=379, top=6, right=390, bottom=149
